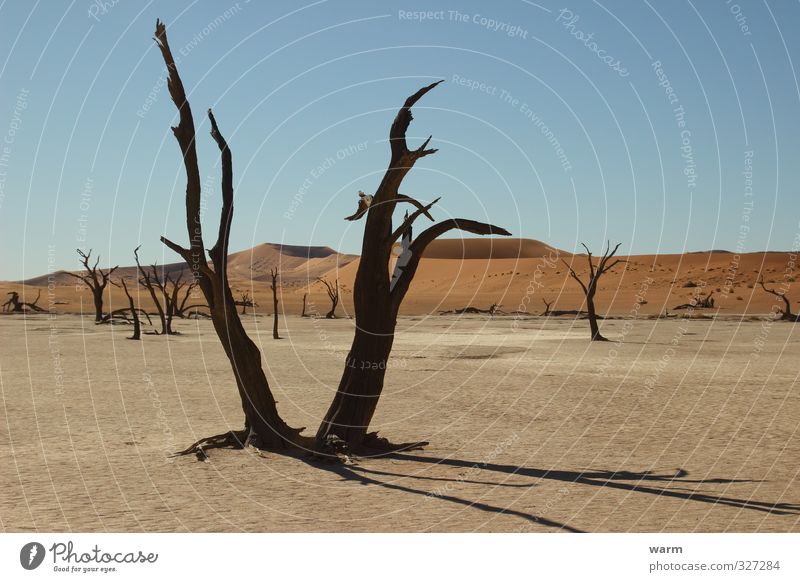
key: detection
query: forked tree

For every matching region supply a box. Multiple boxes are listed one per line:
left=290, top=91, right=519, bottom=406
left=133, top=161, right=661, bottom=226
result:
left=154, top=20, right=305, bottom=452
left=317, top=277, right=339, bottom=319
left=314, top=80, right=511, bottom=453
left=236, top=290, right=255, bottom=315
left=270, top=268, right=281, bottom=339
left=758, top=277, right=797, bottom=321
left=133, top=247, right=169, bottom=335
left=114, top=278, right=142, bottom=340
left=66, top=248, right=119, bottom=322
left=561, top=242, right=624, bottom=341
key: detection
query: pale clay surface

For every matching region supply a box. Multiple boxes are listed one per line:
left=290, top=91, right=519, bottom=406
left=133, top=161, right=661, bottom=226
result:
left=1, top=314, right=798, bottom=532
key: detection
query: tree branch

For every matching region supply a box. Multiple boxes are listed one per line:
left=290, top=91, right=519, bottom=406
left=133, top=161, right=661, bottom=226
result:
left=390, top=197, right=440, bottom=242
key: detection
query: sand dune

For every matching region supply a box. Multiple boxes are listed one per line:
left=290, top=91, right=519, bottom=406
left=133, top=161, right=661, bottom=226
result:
left=2, top=239, right=796, bottom=319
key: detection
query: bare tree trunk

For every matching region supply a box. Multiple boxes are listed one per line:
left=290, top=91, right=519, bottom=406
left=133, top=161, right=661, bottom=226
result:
left=585, top=285, right=604, bottom=341
left=154, top=20, right=303, bottom=453
left=301, top=293, right=308, bottom=317
left=562, top=242, right=624, bottom=342
left=134, top=247, right=167, bottom=335
left=270, top=268, right=280, bottom=340
left=314, top=82, right=510, bottom=454
left=119, top=278, right=141, bottom=340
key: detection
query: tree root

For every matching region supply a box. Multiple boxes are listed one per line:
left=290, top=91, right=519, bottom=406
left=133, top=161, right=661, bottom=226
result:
left=172, top=429, right=252, bottom=459
left=360, top=432, right=429, bottom=454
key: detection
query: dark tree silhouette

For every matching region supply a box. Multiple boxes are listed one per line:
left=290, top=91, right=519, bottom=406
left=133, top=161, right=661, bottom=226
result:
left=561, top=242, right=624, bottom=341
left=154, top=20, right=304, bottom=453
left=301, top=292, right=310, bottom=317
left=236, top=290, right=255, bottom=315
left=317, top=277, right=339, bottom=319
left=2, top=290, right=46, bottom=313
left=758, top=277, right=797, bottom=321
left=133, top=247, right=168, bottom=335
left=314, top=81, right=511, bottom=454
left=541, top=297, right=552, bottom=316
left=270, top=268, right=281, bottom=340
left=114, top=278, right=142, bottom=340
left=172, top=276, right=203, bottom=318
left=66, top=249, right=118, bottom=322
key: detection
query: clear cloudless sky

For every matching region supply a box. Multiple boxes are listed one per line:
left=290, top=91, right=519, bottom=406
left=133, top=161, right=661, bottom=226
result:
left=0, top=0, right=798, bottom=279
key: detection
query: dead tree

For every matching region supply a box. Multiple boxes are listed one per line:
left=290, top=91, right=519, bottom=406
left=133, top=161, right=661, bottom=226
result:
left=759, top=277, right=797, bottom=321
left=235, top=291, right=256, bottom=314
left=561, top=242, right=624, bottom=341
left=301, top=292, right=309, bottom=317
left=673, top=289, right=715, bottom=310
left=65, top=249, right=118, bottom=322
left=172, top=277, right=203, bottom=317
left=2, top=290, right=46, bottom=313
left=317, top=277, right=339, bottom=319
left=114, top=278, right=142, bottom=340
left=315, top=80, right=511, bottom=454
left=270, top=268, right=281, bottom=339
left=541, top=298, right=552, bottom=316
left=133, top=247, right=168, bottom=335
left=154, top=20, right=304, bottom=453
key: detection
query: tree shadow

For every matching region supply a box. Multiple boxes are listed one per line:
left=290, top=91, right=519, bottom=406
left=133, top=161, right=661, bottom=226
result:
left=385, top=453, right=800, bottom=517
left=302, top=457, right=585, bottom=532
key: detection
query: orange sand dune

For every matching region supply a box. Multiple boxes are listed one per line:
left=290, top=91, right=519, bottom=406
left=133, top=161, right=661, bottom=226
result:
left=2, top=239, right=796, bottom=319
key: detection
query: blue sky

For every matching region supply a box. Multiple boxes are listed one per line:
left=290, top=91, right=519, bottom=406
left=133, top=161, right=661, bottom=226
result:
left=0, top=0, right=798, bottom=279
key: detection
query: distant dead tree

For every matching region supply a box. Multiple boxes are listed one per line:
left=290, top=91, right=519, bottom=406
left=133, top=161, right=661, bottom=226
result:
left=235, top=290, right=256, bottom=315
left=134, top=247, right=168, bottom=335
left=112, top=278, right=150, bottom=340
left=154, top=20, right=304, bottom=453
left=301, top=292, right=310, bottom=317
left=317, top=277, right=339, bottom=319
left=562, top=242, right=624, bottom=341
left=66, top=248, right=118, bottom=322
left=673, top=289, right=715, bottom=311
left=759, top=277, right=797, bottom=321
left=172, top=276, right=204, bottom=318
left=2, top=290, right=46, bottom=313
left=541, top=298, right=552, bottom=316
left=270, top=268, right=281, bottom=339
left=315, top=80, right=511, bottom=454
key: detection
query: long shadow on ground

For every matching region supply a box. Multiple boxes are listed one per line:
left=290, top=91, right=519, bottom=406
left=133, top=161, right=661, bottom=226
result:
left=305, top=453, right=800, bottom=532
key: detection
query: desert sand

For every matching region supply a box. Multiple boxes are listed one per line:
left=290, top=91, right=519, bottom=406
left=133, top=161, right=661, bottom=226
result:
left=1, top=311, right=798, bottom=532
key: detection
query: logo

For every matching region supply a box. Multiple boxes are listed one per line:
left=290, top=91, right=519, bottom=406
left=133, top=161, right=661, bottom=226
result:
left=20, top=542, right=46, bottom=570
